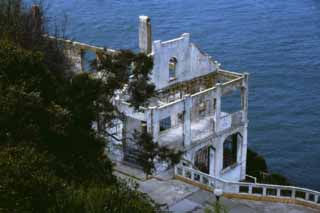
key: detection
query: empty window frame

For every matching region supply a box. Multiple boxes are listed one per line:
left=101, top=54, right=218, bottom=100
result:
left=198, top=101, right=207, bottom=117
left=160, top=116, right=171, bottom=132
left=223, top=132, right=241, bottom=169
left=169, top=57, right=177, bottom=80
left=81, top=50, right=97, bottom=72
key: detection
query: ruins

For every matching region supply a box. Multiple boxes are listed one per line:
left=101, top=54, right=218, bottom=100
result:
left=53, top=15, right=320, bottom=210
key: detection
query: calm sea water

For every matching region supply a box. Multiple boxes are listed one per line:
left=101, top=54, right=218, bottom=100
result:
left=31, top=0, right=320, bottom=190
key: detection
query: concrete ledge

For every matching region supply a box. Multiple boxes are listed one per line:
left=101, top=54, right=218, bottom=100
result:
left=224, top=193, right=320, bottom=211
left=175, top=175, right=213, bottom=192
left=175, top=175, right=320, bottom=211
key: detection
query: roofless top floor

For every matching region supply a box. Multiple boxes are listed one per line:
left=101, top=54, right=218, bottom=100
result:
left=117, top=70, right=249, bottom=150
left=118, top=69, right=248, bottom=121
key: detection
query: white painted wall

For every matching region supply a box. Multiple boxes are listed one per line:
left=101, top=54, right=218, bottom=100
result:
left=151, top=33, right=218, bottom=90
left=221, top=164, right=242, bottom=182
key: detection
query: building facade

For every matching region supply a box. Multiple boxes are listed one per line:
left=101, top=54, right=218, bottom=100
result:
left=58, top=15, right=249, bottom=182
left=109, top=16, right=249, bottom=182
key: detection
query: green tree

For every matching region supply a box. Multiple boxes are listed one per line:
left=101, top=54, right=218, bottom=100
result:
left=246, top=148, right=290, bottom=185
left=0, top=145, right=67, bottom=212
left=0, top=40, right=114, bottom=184
left=134, top=130, right=183, bottom=179
left=0, top=1, right=159, bottom=211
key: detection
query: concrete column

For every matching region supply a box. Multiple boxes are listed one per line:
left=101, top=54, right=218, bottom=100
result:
left=237, top=134, right=242, bottom=164
left=184, top=152, right=193, bottom=162
left=139, top=16, right=152, bottom=54
left=152, top=108, right=159, bottom=143
left=240, top=124, right=248, bottom=180
left=146, top=109, right=153, bottom=134
left=31, top=5, right=41, bottom=33
left=241, top=73, right=249, bottom=123
left=146, top=107, right=159, bottom=143
left=183, top=95, right=192, bottom=147
left=214, top=83, right=222, bottom=132
left=214, top=136, right=223, bottom=178
left=121, top=116, right=127, bottom=161
left=209, top=147, right=215, bottom=176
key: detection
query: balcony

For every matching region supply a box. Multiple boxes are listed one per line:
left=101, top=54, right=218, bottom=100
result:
left=158, top=115, right=215, bottom=150
left=158, top=111, right=243, bottom=150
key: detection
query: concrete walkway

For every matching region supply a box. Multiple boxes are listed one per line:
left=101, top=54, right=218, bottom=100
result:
left=114, top=162, right=317, bottom=213
left=171, top=189, right=317, bottom=213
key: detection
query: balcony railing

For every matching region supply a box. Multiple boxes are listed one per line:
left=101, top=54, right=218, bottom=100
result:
left=174, top=164, right=320, bottom=208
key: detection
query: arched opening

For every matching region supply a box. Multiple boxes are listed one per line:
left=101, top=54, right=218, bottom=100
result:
left=169, top=57, right=177, bottom=80
left=194, top=146, right=215, bottom=175
left=81, top=49, right=97, bottom=72
left=195, top=146, right=210, bottom=174
left=223, top=132, right=242, bottom=169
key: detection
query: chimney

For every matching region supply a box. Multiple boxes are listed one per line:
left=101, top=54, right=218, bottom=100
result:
left=139, top=16, right=152, bottom=54
left=31, top=5, right=41, bottom=33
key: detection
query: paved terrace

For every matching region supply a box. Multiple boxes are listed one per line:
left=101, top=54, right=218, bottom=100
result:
left=159, top=115, right=214, bottom=150
left=114, top=161, right=317, bottom=213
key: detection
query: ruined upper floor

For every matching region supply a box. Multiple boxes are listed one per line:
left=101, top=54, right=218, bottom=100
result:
left=139, top=16, right=220, bottom=91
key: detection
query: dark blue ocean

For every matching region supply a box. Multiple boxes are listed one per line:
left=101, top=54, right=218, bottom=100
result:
left=32, top=0, right=320, bottom=190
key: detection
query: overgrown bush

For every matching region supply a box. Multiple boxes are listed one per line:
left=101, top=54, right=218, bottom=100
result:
left=247, top=148, right=290, bottom=185
left=0, top=145, right=67, bottom=212
left=0, top=0, right=159, bottom=212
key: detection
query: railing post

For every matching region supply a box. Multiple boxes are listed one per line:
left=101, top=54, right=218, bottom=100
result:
left=305, top=192, right=309, bottom=201
left=182, top=166, right=186, bottom=178
left=174, top=165, right=178, bottom=177
left=277, top=188, right=281, bottom=197
left=315, top=194, right=319, bottom=203
left=291, top=189, right=296, bottom=199
left=262, top=187, right=267, bottom=196
left=248, top=185, right=253, bottom=194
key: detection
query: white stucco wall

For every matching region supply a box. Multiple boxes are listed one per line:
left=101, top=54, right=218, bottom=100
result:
left=151, top=33, right=218, bottom=90
left=221, top=164, right=242, bottom=182
left=125, top=117, right=142, bottom=142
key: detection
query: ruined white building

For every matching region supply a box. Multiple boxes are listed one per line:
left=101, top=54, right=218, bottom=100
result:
left=53, top=15, right=320, bottom=209
left=106, top=16, right=249, bottom=182
left=45, top=10, right=320, bottom=208
left=58, top=15, right=248, bottom=182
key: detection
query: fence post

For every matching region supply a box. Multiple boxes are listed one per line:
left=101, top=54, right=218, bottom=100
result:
left=263, top=187, right=267, bottom=196
left=248, top=185, right=253, bottom=194
left=305, top=192, right=309, bottom=201
left=291, top=189, right=296, bottom=199
left=182, top=166, right=186, bottom=178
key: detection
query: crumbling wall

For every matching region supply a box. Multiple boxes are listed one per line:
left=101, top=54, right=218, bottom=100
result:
left=151, top=33, right=219, bottom=90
